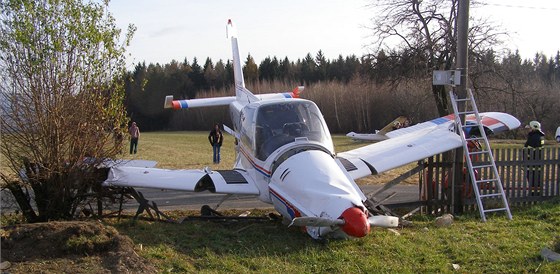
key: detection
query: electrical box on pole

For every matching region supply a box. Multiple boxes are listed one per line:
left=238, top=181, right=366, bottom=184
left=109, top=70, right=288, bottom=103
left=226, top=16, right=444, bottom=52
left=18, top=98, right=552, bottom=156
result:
left=433, top=70, right=461, bottom=86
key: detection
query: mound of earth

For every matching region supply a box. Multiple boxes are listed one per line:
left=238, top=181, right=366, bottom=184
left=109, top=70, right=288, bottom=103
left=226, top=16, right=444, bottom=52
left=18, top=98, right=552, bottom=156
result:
left=1, top=220, right=156, bottom=273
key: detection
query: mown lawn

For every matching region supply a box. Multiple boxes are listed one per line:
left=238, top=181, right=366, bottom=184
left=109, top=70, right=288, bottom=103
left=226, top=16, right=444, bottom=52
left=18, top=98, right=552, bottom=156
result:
left=106, top=201, right=559, bottom=273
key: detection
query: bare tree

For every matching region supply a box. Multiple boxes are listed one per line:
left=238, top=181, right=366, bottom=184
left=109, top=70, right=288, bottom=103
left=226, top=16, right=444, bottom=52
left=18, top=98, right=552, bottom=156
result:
left=0, top=0, right=135, bottom=222
left=366, top=0, right=504, bottom=116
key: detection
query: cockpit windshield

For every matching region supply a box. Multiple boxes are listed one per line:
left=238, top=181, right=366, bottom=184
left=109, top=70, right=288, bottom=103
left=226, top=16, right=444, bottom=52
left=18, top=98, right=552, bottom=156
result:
left=254, top=100, right=330, bottom=160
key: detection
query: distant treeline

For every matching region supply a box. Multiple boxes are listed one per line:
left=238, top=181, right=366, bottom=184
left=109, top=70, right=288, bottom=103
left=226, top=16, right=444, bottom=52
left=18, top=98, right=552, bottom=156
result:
left=125, top=49, right=560, bottom=137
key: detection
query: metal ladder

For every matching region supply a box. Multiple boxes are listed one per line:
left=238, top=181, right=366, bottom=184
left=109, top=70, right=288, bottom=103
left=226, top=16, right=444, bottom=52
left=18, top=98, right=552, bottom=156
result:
left=449, top=89, right=512, bottom=221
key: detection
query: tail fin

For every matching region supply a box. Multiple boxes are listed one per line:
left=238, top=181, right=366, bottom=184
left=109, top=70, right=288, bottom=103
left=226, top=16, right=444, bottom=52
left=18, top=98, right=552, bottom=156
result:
left=163, top=20, right=297, bottom=110
left=227, top=19, right=258, bottom=104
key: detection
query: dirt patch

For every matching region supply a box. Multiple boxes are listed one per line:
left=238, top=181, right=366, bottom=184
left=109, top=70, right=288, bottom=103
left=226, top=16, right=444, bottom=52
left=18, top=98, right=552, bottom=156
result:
left=1, top=221, right=156, bottom=273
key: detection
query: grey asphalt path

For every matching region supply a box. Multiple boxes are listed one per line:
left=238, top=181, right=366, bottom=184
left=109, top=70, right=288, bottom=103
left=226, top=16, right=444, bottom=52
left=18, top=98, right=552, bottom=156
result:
left=1, top=184, right=420, bottom=213
left=110, top=184, right=420, bottom=211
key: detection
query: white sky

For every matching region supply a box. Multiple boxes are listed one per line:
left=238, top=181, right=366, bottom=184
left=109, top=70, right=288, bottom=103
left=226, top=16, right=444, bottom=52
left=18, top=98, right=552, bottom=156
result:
left=108, top=0, right=560, bottom=69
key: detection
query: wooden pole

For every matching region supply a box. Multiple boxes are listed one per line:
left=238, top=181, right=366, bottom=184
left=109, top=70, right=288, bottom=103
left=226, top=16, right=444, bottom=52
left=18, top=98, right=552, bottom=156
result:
left=452, top=0, right=469, bottom=214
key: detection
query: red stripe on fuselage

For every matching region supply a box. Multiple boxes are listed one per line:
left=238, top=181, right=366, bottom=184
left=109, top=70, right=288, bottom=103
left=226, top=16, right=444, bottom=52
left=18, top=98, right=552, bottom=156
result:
left=239, top=146, right=271, bottom=177
left=269, top=188, right=301, bottom=218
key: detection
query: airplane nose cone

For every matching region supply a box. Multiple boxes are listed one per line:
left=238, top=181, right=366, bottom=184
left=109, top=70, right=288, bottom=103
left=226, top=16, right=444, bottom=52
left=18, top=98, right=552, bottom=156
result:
left=340, top=207, right=370, bottom=238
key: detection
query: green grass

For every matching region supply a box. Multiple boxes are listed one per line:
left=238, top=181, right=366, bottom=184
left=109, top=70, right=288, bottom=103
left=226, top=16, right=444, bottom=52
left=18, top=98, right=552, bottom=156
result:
left=106, top=201, right=560, bottom=273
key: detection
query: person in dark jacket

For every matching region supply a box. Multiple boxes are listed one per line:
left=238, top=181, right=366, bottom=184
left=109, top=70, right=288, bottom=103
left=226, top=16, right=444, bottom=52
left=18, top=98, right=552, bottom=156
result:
left=524, top=121, right=545, bottom=148
left=524, top=121, right=545, bottom=195
left=208, top=123, right=224, bottom=164
left=128, top=122, right=140, bottom=154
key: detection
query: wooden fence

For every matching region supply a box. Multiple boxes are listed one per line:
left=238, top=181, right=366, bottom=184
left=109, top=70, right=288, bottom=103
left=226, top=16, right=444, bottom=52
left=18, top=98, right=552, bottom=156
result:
left=419, top=147, right=559, bottom=215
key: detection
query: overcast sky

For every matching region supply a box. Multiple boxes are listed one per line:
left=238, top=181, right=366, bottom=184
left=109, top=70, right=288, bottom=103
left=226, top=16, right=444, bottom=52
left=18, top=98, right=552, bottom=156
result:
left=108, top=0, right=560, bottom=69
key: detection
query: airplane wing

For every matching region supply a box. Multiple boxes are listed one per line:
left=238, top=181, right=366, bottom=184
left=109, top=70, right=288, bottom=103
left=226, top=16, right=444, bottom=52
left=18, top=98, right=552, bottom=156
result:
left=94, top=158, right=158, bottom=168
left=338, top=112, right=520, bottom=180
left=386, top=112, right=519, bottom=139
left=103, top=167, right=260, bottom=195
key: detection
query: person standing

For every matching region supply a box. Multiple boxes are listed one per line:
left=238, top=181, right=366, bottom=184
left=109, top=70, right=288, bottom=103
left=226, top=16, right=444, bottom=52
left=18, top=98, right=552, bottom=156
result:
left=208, top=123, right=224, bottom=164
left=129, top=121, right=140, bottom=154
left=524, top=120, right=545, bottom=196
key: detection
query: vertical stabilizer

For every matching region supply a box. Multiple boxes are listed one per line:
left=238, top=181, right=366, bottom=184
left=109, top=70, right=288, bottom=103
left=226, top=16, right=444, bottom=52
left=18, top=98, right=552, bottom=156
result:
left=227, top=19, right=258, bottom=104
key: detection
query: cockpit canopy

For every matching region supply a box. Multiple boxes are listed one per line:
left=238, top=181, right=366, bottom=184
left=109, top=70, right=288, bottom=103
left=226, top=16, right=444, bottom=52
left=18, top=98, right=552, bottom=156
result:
left=239, top=100, right=332, bottom=161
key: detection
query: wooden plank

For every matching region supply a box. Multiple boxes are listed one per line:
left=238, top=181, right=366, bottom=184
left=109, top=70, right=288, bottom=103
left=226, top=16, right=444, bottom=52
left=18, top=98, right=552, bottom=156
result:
left=505, top=148, right=512, bottom=198
left=544, top=148, right=551, bottom=196
left=514, top=148, right=522, bottom=202
left=553, top=147, right=560, bottom=196
left=426, top=156, right=434, bottom=213
left=367, top=163, right=425, bottom=198
left=552, top=147, right=558, bottom=195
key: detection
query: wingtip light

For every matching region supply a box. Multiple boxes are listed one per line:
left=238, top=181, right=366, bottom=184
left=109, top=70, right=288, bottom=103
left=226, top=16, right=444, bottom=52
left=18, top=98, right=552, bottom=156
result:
left=164, top=95, right=174, bottom=109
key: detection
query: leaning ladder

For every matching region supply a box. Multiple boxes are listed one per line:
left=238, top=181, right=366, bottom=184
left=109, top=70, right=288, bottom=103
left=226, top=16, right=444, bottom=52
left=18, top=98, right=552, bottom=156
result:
left=449, top=89, right=512, bottom=221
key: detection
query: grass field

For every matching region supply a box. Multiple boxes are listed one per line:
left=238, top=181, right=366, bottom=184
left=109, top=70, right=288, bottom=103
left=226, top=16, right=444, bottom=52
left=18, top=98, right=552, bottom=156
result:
left=108, top=202, right=559, bottom=273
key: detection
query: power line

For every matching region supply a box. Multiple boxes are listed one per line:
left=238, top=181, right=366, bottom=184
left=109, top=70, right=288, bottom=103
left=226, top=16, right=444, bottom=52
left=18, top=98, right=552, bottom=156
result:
left=478, top=3, right=559, bottom=11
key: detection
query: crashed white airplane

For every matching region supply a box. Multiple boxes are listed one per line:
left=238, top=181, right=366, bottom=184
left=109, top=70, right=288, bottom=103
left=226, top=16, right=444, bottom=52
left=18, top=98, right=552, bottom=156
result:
left=103, top=20, right=521, bottom=239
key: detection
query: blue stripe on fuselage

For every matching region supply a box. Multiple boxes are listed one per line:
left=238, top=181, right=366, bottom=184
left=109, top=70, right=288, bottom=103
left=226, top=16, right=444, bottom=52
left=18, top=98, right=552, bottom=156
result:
left=179, top=100, right=188, bottom=108
left=282, top=93, right=292, bottom=98
left=269, top=189, right=298, bottom=219
left=431, top=117, right=450, bottom=125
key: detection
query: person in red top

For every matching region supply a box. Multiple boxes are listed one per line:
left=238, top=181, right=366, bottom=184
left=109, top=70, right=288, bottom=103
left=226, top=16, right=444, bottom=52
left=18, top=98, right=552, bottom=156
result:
left=208, top=123, right=224, bottom=164
left=128, top=121, right=140, bottom=154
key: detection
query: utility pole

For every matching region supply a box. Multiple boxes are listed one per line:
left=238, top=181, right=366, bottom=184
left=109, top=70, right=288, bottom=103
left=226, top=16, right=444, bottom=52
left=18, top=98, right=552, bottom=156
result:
left=452, top=0, right=470, bottom=214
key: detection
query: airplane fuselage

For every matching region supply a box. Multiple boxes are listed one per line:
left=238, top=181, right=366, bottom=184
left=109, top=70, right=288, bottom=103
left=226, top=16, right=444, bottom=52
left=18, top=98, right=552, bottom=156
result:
left=228, top=98, right=370, bottom=238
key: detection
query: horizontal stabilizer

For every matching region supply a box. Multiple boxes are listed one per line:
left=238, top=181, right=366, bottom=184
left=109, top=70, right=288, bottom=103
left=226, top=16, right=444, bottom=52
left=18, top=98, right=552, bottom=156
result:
left=368, top=215, right=399, bottom=228
left=163, top=88, right=305, bottom=110
left=164, top=95, right=236, bottom=109
left=289, top=217, right=344, bottom=227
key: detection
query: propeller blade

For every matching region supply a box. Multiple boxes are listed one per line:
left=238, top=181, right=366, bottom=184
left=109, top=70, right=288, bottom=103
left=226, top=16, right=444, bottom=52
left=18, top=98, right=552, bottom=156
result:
left=368, top=216, right=399, bottom=228
left=289, top=217, right=345, bottom=227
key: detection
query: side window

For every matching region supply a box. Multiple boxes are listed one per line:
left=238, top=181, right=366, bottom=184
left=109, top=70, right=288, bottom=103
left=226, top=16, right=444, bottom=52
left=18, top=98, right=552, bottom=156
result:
left=240, top=107, right=255, bottom=151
